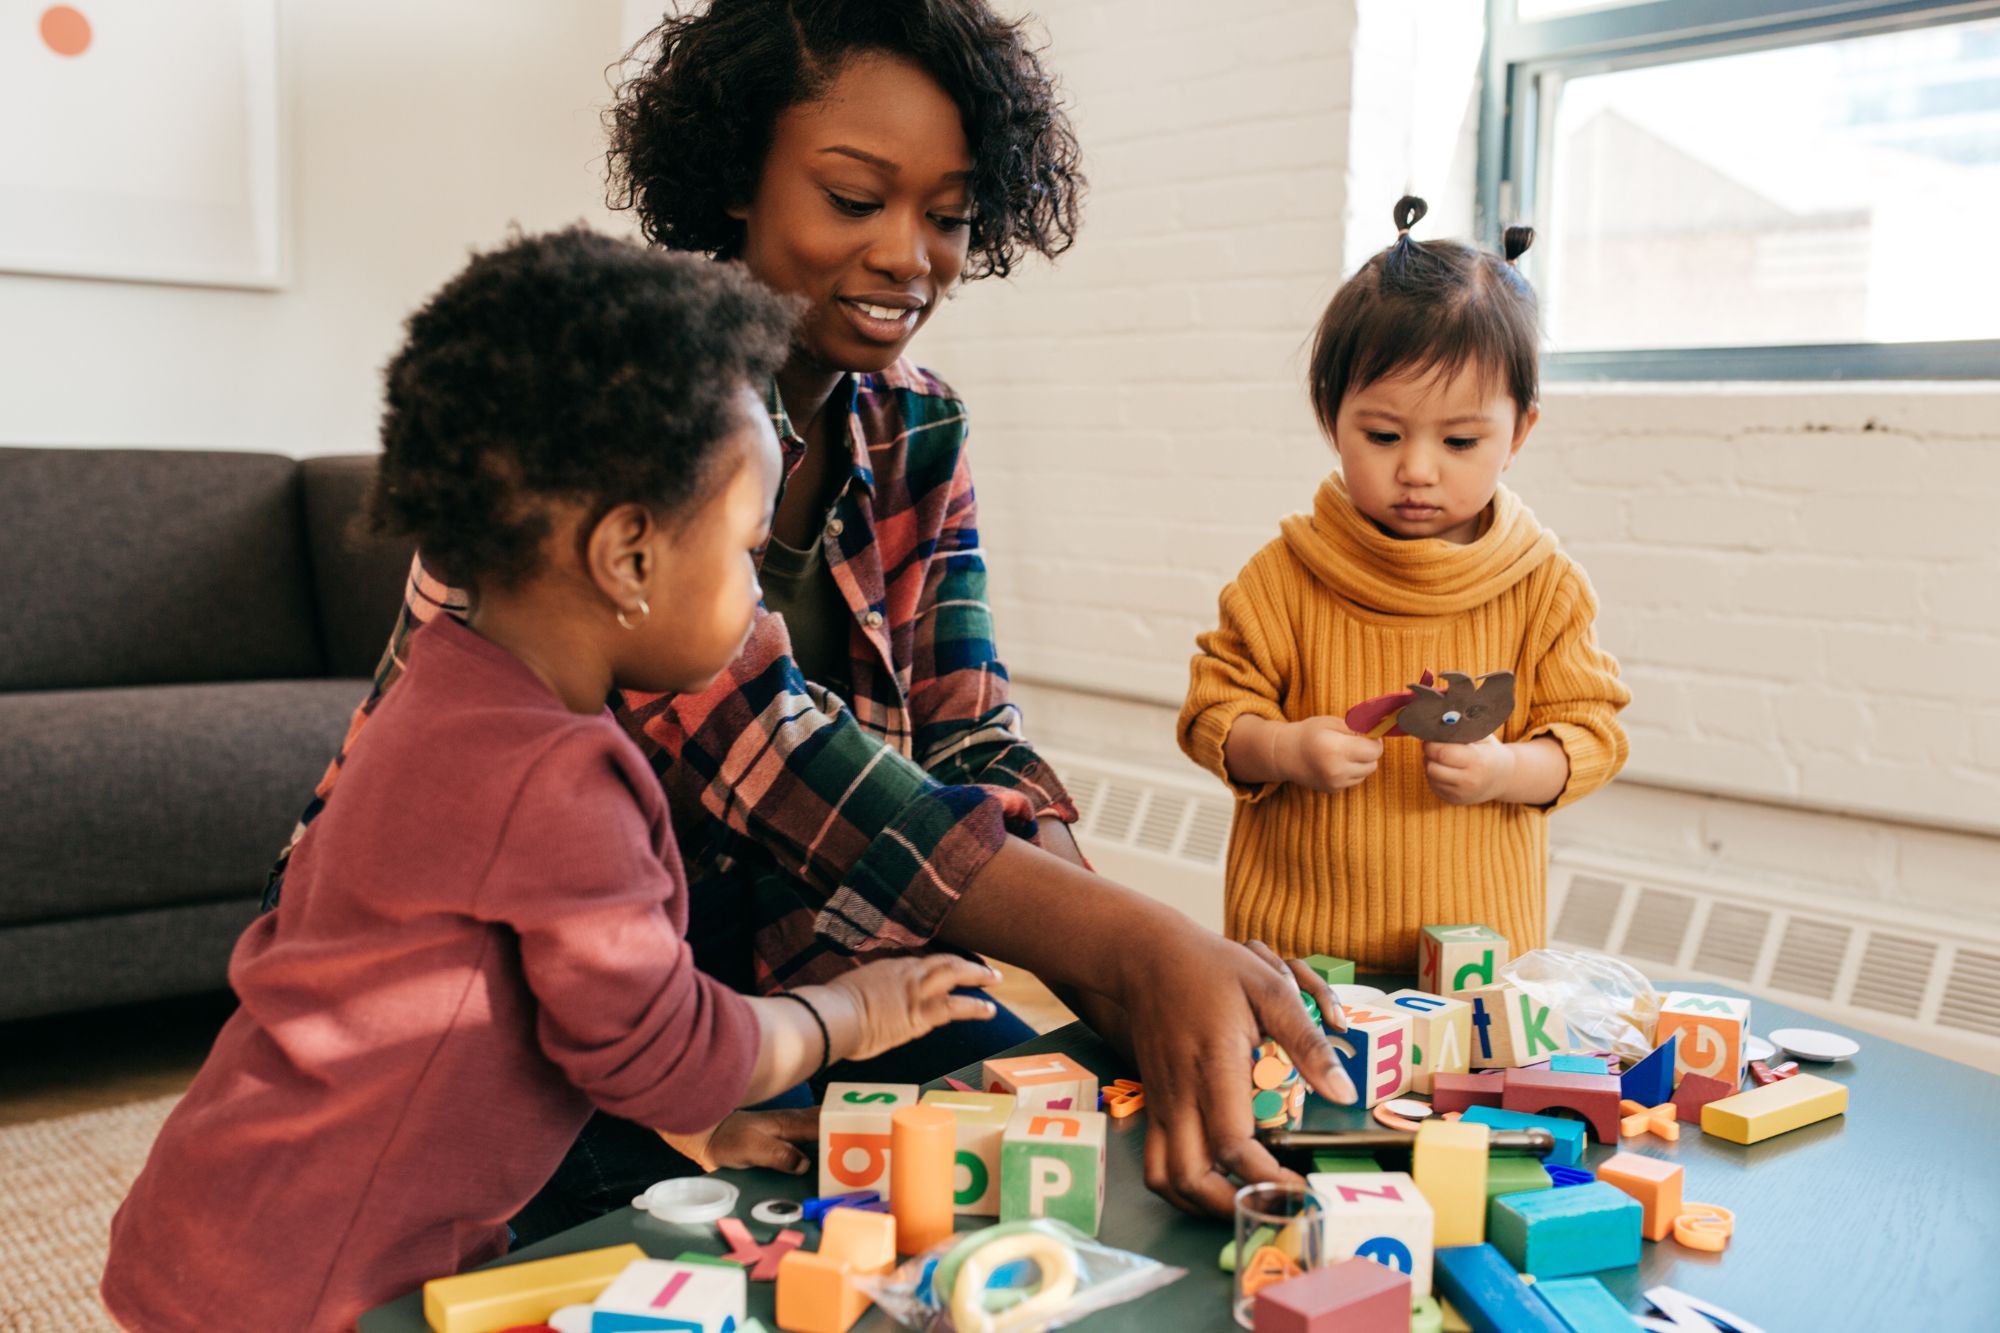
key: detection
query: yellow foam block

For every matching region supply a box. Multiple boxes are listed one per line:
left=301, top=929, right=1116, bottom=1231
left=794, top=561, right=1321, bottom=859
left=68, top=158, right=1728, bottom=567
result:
left=1700, top=1072, right=1848, bottom=1145
left=423, top=1243, right=645, bottom=1333
left=1412, top=1118, right=1490, bottom=1246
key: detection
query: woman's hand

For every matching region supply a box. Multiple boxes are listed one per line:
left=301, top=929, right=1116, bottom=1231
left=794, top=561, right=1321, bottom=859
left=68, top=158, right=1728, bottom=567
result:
left=661, top=1107, right=819, bottom=1174
left=819, top=954, right=1002, bottom=1064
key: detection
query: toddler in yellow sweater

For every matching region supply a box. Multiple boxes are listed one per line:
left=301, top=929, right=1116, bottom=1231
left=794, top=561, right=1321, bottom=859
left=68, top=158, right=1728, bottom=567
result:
left=1179, top=197, right=1630, bottom=971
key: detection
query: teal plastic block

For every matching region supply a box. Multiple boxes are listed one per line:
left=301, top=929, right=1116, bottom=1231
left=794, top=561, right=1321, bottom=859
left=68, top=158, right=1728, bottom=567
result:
left=1458, top=1105, right=1588, bottom=1168
left=1536, top=1277, right=1638, bottom=1332
left=1550, top=1055, right=1611, bottom=1075
left=1433, top=1244, right=1568, bottom=1333
left=1487, top=1182, right=1642, bottom=1279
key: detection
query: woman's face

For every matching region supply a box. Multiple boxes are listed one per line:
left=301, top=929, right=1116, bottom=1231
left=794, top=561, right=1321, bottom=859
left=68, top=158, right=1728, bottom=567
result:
left=730, top=51, right=973, bottom=374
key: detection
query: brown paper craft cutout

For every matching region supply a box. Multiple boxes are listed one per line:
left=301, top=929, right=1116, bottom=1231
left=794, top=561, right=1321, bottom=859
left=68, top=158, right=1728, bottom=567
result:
left=1343, top=669, right=1516, bottom=743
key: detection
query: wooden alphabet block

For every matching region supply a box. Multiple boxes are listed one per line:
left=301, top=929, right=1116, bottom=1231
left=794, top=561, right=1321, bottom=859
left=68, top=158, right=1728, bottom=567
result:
left=1253, top=1258, right=1412, bottom=1333
left=1383, top=989, right=1474, bottom=1094
left=1487, top=1181, right=1642, bottom=1278
left=1620, top=1035, right=1676, bottom=1107
left=1669, top=1073, right=1736, bottom=1125
left=1433, top=1244, right=1568, bottom=1333
left=918, top=1088, right=1014, bottom=1216
left=1465, top=986, right=1569, bottom=1068
left=1329, top=1006, right=1416, bottom=1108
left=1699, top=1072, right=1848, bottom=1145
left=1595, top=1152, right=1684, bottom=1242
left=999, top=1107, right=1107, bottom=1235
left=1418, top=925, right=1511, bottom=999
left=1534, top=1278, right=1637, bottom=1333
left=818, top=1082, right=919, bottom=1199
left=1310, top=1168, right=1437, bottom=1296
left=1656, top=992, right=1752, bottom=1086
left=983, top=1052, right=1097, bottom=1112
left=1458, top=1105, right=1587, bottom=1169
left=1430, top=1071, right=1504, bottom=1116
left=1412, top=1118, right=1490, bottom=1247
left=592, top=1259, right=747, bottom=1333
left=1501, top=1067, right=1623, bottom=1145
left=775, top=1250, right=868, bottom=1333
left=422, top=1243, right=645, bottom=1333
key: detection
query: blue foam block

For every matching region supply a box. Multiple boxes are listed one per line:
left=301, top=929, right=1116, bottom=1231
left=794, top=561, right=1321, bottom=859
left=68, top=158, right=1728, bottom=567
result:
left=1487, top=1182, right=1643, bottom=1279
left=1434, top=1244, right=1569, bottom=1333
left=1458, top=1105, right=1588, bottom=1168
left=1621, top=1035, right=1677, bottom=1107
left=1537, top=1277, right=1638, bottom=1332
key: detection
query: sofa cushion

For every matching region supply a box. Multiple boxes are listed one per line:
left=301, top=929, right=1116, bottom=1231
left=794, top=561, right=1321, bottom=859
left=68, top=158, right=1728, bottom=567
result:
left=0, top=898, right=261, bottom=1023
left=0, top=447, right=325, bottom=690
left=0, top=679, right=366, bottom=925
left=300, top=453, right=414, bottom=678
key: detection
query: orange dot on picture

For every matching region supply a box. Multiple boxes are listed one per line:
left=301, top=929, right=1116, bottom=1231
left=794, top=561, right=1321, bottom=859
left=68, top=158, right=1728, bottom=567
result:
left=40, top=6, right=92, bottom=57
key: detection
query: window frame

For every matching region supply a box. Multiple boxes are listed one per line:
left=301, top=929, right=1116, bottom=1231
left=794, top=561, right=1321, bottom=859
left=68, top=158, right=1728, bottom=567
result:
left=1479, top=0, right=2000, bottom=380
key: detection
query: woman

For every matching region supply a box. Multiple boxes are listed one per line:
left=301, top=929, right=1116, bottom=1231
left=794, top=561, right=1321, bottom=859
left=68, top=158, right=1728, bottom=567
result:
left=278, top=0, right=1351, bottom=1233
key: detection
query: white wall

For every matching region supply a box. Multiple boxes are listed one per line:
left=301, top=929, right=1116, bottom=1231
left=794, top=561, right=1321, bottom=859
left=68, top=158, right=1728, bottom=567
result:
left=916, top=0, right=2000, bottom=918
left=0, top=0, right=630, bottom=456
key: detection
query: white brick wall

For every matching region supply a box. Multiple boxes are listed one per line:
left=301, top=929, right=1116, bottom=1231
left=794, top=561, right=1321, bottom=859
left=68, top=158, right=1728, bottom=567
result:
left=917, top=0, right=2000, bottom=918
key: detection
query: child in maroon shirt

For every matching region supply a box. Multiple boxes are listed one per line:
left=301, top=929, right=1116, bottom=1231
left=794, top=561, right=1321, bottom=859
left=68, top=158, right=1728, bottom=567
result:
left=101, top=230, right=999, bottom=1332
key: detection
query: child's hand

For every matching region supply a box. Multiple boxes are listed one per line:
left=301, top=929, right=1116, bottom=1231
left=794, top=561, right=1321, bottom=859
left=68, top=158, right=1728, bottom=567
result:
left=1423, top=733, right=1517, bottom=805
left=1279, top=716, right=1384, bottom=792
left=823, top=954, right=1002, bottom=1064
left=661, top=1107, right=819, bottom=1174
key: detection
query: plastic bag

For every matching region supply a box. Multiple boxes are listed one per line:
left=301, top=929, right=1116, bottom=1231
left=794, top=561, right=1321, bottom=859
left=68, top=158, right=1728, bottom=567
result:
left=860, top=1218, right=1184, bottom=1333
left=1499, top=948, right=1660, bottom=1063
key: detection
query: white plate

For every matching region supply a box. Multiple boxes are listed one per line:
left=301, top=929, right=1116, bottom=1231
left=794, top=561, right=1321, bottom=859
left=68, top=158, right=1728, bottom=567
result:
left=1742, top=1034, right=1776, bottom=1064
left=1767, top=1027, right=1859, bottom=1063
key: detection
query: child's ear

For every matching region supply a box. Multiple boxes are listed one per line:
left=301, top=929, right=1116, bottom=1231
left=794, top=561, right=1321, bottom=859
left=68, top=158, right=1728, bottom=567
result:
left=1502, top=404, right=1540, bottom=471
left=583, top=502, right=665, bottom=612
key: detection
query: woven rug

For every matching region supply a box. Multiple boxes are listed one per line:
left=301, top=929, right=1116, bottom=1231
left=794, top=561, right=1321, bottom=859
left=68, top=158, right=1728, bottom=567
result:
left=0, top=1093, right=180, bottom=1332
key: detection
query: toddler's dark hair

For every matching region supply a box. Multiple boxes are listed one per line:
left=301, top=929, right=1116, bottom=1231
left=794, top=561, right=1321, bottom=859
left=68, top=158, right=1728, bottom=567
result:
left=1309, top=196, right=1539, bottom=432
left=370, top=226, right=794, bottom=590
left=605, top=0, right=1085, bottom=280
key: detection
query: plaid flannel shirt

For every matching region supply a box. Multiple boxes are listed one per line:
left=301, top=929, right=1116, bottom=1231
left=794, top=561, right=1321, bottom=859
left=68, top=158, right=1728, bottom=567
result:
left=271, top=359, right=1075, bottom=990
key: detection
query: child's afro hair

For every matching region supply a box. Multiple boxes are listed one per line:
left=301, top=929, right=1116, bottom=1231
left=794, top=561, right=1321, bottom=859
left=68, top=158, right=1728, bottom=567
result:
left=606, top=0, right=1085, bottom=280
left=369, top=225, right=795, bottom=590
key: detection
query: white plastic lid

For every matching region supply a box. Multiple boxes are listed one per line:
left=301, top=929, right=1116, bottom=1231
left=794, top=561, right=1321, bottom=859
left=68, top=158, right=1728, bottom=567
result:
left=632, top=1176, right=741, bottom=1223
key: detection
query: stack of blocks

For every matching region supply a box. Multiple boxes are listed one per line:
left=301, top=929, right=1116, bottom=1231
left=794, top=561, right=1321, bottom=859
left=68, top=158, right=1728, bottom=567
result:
left=999, top=1106, right=1108, bottom=1235
left=1309, top=1169, right=1436, bottom=1296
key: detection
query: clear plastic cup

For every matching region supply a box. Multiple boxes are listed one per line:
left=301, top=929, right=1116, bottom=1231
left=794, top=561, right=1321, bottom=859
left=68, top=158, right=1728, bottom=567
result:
left=1232, top=1181, right=1322, bottom=1327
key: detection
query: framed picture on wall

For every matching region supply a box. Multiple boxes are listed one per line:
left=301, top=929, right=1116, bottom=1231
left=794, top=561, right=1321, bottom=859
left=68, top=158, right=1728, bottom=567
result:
left=0, top=0, right=283, bottom=289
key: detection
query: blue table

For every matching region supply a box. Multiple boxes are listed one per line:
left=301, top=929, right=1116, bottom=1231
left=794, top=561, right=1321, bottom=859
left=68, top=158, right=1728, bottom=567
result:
left=362, top=978, right=2000, bottom=1329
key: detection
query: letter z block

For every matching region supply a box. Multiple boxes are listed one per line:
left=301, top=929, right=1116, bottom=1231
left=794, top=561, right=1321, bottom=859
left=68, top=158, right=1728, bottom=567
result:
left=1253, top=1258, right=1412, bottom=1333
left=999, top=1107, right=1106, bottom=1235
left=1465, top=985, right=1569, bottom=1068
left=1310, top=1169, right=1436, bottom=1296
left=918, top=1088, right=1015, bottom=1216
left=1418, top=925, right=1511, bottom=998
left=1384, top=989, right=1474, bottom=1094
left=1329, top=1006, right=1415, bottom=1108
left=819, top=1081, right=918, bottom=1199
left=593, top=1259, right=748, bottom=1333
left=983, top=1052, right=1097, bottom=1112
left=1487, top=1182, right=1642, bottom=1279
left=1656, top=992, right=1752, bottom=1086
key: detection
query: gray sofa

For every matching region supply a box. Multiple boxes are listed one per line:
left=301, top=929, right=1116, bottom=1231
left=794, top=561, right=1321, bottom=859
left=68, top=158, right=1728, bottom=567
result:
left=0, top=447, right=409, bottom=1022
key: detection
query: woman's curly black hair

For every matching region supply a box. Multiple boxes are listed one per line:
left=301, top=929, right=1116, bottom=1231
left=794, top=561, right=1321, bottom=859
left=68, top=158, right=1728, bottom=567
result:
left=606, top=0, right=1085, bottom=280
left=369, top=226, right=794, bottom=591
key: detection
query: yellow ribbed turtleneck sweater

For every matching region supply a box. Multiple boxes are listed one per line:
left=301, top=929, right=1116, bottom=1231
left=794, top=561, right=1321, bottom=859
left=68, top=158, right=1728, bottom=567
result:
left=1178, top=473, right=1630, bottom=971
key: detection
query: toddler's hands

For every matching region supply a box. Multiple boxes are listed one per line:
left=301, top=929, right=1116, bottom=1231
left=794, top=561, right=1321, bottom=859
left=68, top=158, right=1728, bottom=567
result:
left=663, top=1107, right=819, bottom=1174
left=825, top=954, right=1002, bottom=1064
left=1423, top=734, right=1516, bottom=805
left=1278, top=716, right=1384, bottom=792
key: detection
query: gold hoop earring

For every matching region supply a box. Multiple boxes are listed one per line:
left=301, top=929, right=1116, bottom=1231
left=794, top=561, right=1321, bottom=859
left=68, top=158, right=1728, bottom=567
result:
left=616, top=597, right=650, bottom=630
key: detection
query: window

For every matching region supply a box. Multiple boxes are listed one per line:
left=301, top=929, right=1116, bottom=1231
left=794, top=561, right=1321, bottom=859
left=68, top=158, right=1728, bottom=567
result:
left=1482, top=0, right=2000, bottom=379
